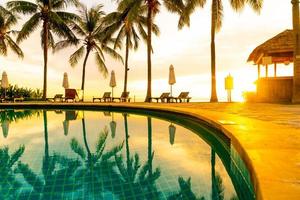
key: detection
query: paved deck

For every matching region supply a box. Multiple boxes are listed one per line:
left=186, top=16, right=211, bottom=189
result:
left=0, top=102, right=299, bottom=200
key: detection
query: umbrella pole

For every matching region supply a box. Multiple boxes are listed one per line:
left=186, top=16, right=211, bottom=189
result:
left=170, top=85, right=172, bottom=97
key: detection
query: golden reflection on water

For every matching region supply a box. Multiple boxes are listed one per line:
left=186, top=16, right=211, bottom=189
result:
left=0, top=109, right=237, bottom=199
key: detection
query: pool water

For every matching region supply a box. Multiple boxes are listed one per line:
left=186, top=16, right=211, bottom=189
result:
left=0, top=109, right=255, bottom=200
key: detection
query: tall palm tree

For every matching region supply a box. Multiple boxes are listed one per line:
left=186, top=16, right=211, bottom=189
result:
left=177, top=0, right=263, bottom=102
left=104, top=0, right=159, bottom=93
left=7, top=0, right=80, bottom=100
left=0, top=6, right=23, bottom=58
left=143, top=0, right=188, bottom=102
left=55, top=4, right=123, bottom=101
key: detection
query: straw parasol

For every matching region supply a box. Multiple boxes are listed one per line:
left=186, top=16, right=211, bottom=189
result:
left=110, top=70, right=116, bottom=98
left=169, top=123, right=176, bottom=145
left=62, top=72, right=69, bottom=89
left=1, top=120, right=9, bottom=138
left=63, top=120, right=69, bottom=136
left=1, top=71, right=9, bottom=97
left=168, top=65, right=176, bottom=96
left=110, top=113, right=117, bottom=138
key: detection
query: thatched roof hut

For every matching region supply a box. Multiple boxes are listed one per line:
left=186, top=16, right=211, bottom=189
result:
left=248, top=29, right=294, bottom=65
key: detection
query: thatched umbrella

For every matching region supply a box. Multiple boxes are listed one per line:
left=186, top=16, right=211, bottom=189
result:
left=110, top=113, right=117, bottom=138
left=1, top=71, right=9, bottom=97
left=63, top=120, right=69, bottom=136
left=110, top=71, right=116, bottom=98
left=1, top=120, right=9, bottom=138
left=169, top=123, right=176, bottom=145
left=62, top=72, right=69, bottom=89
left=168, top=65, right=176, bottom=96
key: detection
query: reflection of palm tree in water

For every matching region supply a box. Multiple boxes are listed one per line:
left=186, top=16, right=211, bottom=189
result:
left=211, top=149, right=225, bottom=200
left=17, top=110, right=80, bottom=199
left=0, top=145, right=25, bottom=199
left=211, top=150, right=239, bottom=200
left=113, top=115, right=161, bottom=199
left=0, top=110, right=40, bottom=138
left=168, top=176, right=205, bottom=200
left=70, top=117, right=124, bottom=199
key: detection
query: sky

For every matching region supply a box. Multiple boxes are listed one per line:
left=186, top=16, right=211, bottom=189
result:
left=0, top=0, right=293, bottom=101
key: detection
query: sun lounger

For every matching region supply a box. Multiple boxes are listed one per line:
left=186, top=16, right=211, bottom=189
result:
left=47, top=94, right=64, bottom=102
left=168, top=92, right=191, bottom=103
left=65, top=89, right=78, bottom=102
left=150, top=92, right=170, bottom=103
left=93, top=92, right=111, bottom=102
left=13, top=96, right=24, bottom=102
left=112, top=92, right=131, bottom=102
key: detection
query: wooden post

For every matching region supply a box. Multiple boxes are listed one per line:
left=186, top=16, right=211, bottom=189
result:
left=258, top=64, right=261, bottom=78
left=266, top=65, right=268, bottom=77
left=274, top=63, right=277, bottom=77
left=292, top=0, right=300, bottom=102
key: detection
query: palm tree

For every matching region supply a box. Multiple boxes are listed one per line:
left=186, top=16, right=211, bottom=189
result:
left=112, top=114, right=161, bottom=199
left=104, top=0, right=159, bottom=93
left=0, top=6, right=23, bottom=58
left=17, top=110, right=81, bottom=199
left=70, top=118, right=124, bottom=198
left=55, top=4, right=123, bottom=101
left=143, top=0, right=189, bottom=102
left=0, top=145, right=25, bottom=199
left=177, top=0, right=263, bottom=102
left=7, top=0, right=80, bottom=100
left=168, top=177, right=205, bottom=200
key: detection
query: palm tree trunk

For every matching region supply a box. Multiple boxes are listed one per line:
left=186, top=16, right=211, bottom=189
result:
left=211, top=149, right=217, bottom=200
left=42, top=21, right=49, bottom=100
left=147, top=117, right=153, bottom=175
left=292, top=0, right=300, bottom=103
left=124, top=114, right=131, bottom=175
left=82, top=118, right=92, bottom=159
left=210, top=0, right=218, bottom=103
left=81, top=48, right=91, bottom=101
left=145, top=1, right=153, bottom=102
left=43, top=111, right=49, bottom=159
left=124, top=36, right=130, bottom=93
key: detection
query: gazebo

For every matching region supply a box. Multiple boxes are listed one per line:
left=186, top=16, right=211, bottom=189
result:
left=248, top=29, right=294, bottom=102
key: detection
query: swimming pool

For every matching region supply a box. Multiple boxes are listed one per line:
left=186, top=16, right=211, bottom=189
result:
left=0, top=109, right=255, bottom=200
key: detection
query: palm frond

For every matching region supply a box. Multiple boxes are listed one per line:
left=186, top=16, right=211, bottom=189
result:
left=54, top=39, right=78, bottom=52
left=101, top=141, right=124, bottom=162
left=0, top=39, right=8, bottom=56
left=5, top=35, right=24, bottom=58
left=95, top=51, right=108, bottom=77
left=212, top=0, right=223, bottom=32
left=6, top=1, right=38, bottom=15
left=95, top=128, right=108, bottom=157
left=69, top=45, right=85, bottom=67
left=8, top=145, right=25, bottom=167
left=101, top=45, right=124, bottom=64
left=70, top=138, right=86, bottom=159
left=16, top=12, right=41, bottom=43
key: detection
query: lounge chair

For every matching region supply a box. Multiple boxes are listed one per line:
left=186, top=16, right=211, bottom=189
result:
left=93, top=92, right=111, bottom=102
left=112, top=92, right=131, bottom=102
left=65, top=89, right=78, bottom=102
left=13, top=96, right=24, bottom=102
left=168, top=92, right=191, bottom=103
left=47, top=94, right=64, bottom=102
left=150, top=92, right=170, bottom=103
